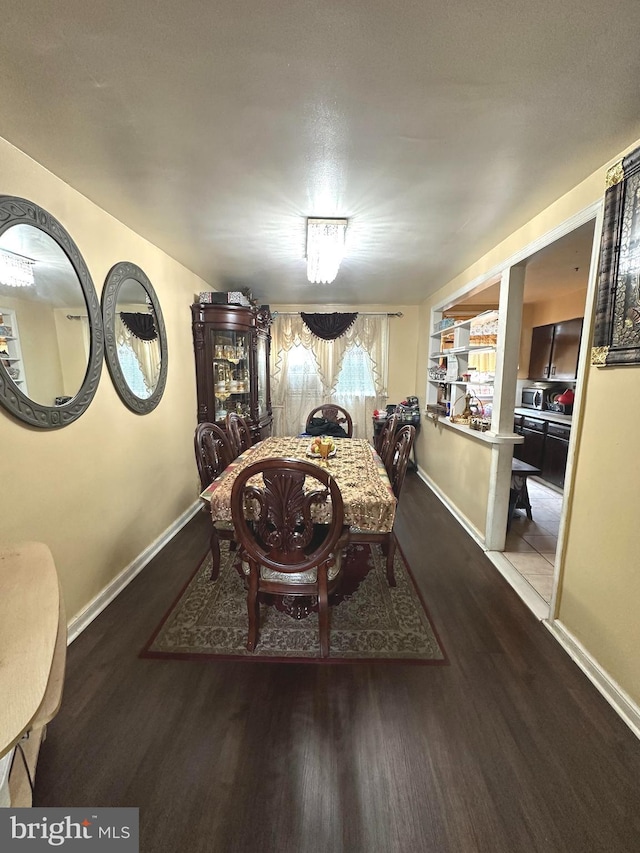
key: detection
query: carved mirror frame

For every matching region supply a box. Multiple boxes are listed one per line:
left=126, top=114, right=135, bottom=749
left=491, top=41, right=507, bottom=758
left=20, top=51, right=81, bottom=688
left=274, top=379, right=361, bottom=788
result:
left=101, top=261, right=168, bottom=414
left=0, top=195, right=103, bottom=429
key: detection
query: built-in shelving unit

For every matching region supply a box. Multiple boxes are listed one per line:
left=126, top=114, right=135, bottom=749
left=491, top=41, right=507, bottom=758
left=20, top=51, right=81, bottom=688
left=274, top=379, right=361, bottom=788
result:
left=0, top=308, right=28, bottom=396
left=427, top=310, right=499, bottom=426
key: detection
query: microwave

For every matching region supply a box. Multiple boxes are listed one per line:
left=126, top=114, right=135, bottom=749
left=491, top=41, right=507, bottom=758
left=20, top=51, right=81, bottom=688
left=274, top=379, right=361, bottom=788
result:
left=521, top=386, right=554, bottom=410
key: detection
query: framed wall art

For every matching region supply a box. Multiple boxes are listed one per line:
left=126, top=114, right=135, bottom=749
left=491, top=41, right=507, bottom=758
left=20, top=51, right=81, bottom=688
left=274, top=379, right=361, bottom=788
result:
left=592, top=145, right=640, bottom=366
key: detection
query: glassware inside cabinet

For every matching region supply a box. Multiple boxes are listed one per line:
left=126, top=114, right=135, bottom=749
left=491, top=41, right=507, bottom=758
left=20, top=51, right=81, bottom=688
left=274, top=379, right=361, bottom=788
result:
left=211, top=328, right=251, bottom=422
left=256, top=335, right=267, bottom=418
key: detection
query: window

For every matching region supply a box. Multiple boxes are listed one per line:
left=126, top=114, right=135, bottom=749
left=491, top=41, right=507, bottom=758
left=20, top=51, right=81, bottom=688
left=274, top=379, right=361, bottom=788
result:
left=117, top=342, right=151, bottom=399
left=284, top=344, right=323, bottom=397
left=334, top=345, right=376, bottom=396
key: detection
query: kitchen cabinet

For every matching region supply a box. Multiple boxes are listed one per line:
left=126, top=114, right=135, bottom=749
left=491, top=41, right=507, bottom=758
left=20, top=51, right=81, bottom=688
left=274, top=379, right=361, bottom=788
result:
left=519, top=416, right=546, bottom=470
left=513, top=415, right=524, bottom=460
left=191, top=302, right=272, bottom=443
left=542, top=422, right=571, bottom=488
left=512, top=413, right=572, bottom=489
left=528, top=317, right=583, bottom=381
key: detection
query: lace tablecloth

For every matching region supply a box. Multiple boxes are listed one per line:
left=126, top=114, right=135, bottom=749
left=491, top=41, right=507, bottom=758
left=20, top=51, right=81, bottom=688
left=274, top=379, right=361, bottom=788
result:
left=200, top=437, right=396, bottom=533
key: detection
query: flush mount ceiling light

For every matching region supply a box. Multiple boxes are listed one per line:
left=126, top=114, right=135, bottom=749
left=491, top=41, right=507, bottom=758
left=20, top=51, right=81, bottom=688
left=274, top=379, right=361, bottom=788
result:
left=0, top=248, right=35, bottom=288
left=306, top=218, right=348, bottom=284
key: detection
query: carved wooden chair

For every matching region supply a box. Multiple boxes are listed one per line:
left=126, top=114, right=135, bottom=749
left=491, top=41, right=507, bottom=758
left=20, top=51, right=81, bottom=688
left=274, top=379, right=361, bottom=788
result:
left=230, top=458, right=349, bottom=657
left=387, top=424, right=415, bottom=500
left=194, top=422, right=236, bottom=581
left=225, top=412, right=253, bottom=458
left=375, top=412, right=398, bottom=472
left=305, top=404, right=353, bottom=438
left=349, top=425, right=415, bottom=586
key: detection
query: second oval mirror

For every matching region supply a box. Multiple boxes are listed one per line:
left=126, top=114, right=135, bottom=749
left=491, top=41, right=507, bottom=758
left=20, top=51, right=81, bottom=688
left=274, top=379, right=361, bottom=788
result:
left=102, top=262, right=168, bottom=414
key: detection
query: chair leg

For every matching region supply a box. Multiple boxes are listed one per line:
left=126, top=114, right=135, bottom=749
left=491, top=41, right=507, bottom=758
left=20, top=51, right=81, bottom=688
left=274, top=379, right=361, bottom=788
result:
left=386, top=533, right=397, bottom=587
left=246, top=567, right=259, bottom=652
left=209, top=526, right=221, bottom=581
left=318, top=565, right=329, bottom=658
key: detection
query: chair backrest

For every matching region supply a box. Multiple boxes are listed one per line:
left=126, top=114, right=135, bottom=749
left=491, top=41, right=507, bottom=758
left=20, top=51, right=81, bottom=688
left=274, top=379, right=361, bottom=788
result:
left=376, top=413, right=398, bottom=469
left=225, top=412, right=252, bottom=457
left=194, top=422, right=233, bottom=489
left=388, top=425, right=415, bottom=499
left=306, top=404, right=353, bottom=438
left=230, top=458, right=346, bottom=574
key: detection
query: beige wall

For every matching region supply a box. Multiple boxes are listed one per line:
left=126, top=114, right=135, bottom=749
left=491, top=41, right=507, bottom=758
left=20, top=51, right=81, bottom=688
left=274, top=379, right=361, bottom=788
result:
left=0, top=293, right=65, bottom=402
left=17, top=299, right=64, bottom=403
left=54, top=307, right=89, bottom=398
left=0, top=136, right=213, bottom=622
left=270, top=303, right=419, bottom=405
left=420, top=420, right=492, bottom=535
left=416, top=136, right=640, bottom=706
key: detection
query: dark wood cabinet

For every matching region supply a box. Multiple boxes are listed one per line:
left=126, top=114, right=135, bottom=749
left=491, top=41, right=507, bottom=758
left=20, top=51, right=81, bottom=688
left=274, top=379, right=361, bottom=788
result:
left=520, top=417, right=546, bottom=470
left=528, top=317, right=583, bottom=381
left=513, top=413, right=571, bottom=489
left=191, top=302, right=272, bottom=442
left=513, top=415, right=524, bottom=460
left=541, top=423, right=571, bottom=488
left=528, top=324, right=555, bottom=381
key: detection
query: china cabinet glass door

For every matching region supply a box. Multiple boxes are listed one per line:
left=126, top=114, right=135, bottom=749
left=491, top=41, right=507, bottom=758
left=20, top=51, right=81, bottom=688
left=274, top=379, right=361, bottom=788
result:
left=256, top=334, right=267, bottom=418
left=210, top=329, right=251, bottom=422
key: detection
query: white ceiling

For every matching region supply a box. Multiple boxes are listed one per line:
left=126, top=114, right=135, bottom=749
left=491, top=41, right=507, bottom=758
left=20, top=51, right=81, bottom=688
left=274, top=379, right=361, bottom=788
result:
left=1, top=0, right=639, bottom=306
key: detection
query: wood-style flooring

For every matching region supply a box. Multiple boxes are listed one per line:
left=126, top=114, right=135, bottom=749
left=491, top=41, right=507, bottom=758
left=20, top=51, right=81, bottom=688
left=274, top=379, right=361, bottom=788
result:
left=35, top=474, right=640, bottom=852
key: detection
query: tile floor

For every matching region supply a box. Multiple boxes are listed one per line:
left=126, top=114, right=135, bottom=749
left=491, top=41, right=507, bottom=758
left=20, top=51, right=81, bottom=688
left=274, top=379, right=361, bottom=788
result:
left=504, top=478, right=563, bottom=603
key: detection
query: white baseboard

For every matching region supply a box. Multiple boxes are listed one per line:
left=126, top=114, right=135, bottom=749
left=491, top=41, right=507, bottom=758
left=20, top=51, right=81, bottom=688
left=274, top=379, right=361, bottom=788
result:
left=67, top=501, right=202, bottom=644
left=415, top=464, right=486, bottom=549
left=546, top=620, right=640, bottom=741
left=416, top=465, right=549, bottom=620
left=485, top=551, right=550, bottom=620
left=415, top=467, right=639, bottom=741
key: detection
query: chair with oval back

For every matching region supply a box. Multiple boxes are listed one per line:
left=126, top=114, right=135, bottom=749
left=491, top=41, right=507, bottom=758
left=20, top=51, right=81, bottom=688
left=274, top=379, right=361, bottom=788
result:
left=349, top=424, right=415, bottom=586
left=375, top=412, right=398, bottom=471
left=194, top=422, right=236, bottom=581
left=305, top=404, right=353, bottom=438
left=230, top=457, right=349, bottom=657
left=225, top=412, right=253, bottom=457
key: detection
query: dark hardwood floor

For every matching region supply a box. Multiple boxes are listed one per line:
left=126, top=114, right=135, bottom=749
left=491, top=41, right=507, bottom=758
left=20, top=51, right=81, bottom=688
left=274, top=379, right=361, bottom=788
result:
left=36, top=473, right=640, bottom=852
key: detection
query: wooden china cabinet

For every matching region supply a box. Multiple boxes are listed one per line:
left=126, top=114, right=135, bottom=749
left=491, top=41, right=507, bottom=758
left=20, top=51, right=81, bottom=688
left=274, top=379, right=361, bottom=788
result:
left=191, top=302, right=272, bottom=443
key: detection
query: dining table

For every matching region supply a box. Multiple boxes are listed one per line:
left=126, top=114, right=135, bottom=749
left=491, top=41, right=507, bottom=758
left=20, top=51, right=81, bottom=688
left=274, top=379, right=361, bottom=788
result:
left=199, top=436, right=397, bottom=534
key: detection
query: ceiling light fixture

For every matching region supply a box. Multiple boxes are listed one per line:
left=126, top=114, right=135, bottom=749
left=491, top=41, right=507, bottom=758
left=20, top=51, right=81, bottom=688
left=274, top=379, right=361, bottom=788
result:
left=306, top=217, right=348, bottom=284
left=0, top=248, right=35, bottom=288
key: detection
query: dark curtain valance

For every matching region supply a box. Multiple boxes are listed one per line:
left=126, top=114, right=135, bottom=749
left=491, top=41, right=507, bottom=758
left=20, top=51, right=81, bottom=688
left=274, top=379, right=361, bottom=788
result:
left=301, top=312, right=357, bottom=340
left=120, top=312, right=158, bottom=341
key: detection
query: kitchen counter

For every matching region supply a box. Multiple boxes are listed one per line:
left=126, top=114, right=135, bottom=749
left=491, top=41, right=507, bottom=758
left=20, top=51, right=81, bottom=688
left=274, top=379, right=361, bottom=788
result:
left=514, top=407, right=572, bottom=425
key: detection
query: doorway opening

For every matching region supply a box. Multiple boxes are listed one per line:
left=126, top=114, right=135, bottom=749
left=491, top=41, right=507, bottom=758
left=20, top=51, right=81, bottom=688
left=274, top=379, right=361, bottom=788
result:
left=503, top=218, right=596, bottom=603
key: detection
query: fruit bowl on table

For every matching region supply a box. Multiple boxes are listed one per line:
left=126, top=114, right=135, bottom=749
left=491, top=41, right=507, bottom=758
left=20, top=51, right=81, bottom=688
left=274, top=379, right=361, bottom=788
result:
left=306, top=439, right=337, bottom=458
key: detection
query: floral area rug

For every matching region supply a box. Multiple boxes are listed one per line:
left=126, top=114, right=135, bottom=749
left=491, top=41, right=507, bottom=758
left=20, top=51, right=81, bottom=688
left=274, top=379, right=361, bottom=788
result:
left=141, top=542, right=447, bottom=664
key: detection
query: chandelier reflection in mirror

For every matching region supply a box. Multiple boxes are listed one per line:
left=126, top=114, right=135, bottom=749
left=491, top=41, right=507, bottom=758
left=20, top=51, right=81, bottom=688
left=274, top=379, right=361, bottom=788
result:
left=306, top=217, right=348, bottom=284
left=0, top=248, right=35, bottom=287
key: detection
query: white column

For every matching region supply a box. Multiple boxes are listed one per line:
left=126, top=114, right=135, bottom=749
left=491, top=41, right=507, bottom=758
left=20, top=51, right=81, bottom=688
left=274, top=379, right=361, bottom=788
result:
left=485, top=265, right=525, bottom=551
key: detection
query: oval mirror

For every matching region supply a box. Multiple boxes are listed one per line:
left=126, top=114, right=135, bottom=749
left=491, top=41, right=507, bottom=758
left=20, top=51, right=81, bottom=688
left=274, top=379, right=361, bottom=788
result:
left=102, top=261, right=168, bottom=414
left=0, top=196, right=103, bottom=428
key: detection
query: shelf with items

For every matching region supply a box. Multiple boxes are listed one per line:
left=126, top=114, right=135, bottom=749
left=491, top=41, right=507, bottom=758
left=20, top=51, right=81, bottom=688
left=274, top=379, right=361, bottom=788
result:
left=427, top=309, right=498, bottom=428
left=0, top=308, right=28, bottom=396
left=431, top=310, right=499, bottom=338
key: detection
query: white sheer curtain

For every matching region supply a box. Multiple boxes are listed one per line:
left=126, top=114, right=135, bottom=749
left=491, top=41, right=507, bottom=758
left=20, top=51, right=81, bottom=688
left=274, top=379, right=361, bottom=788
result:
left=271, top=313, right=389, bottom=438
left=115, top=315, right=161, bottom=394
